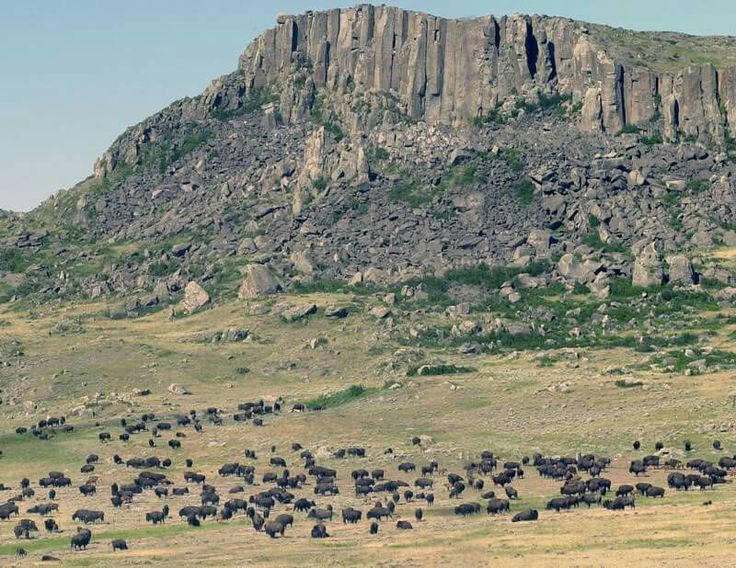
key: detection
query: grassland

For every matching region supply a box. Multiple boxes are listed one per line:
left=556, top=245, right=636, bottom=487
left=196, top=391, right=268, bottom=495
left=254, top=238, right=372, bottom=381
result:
left=1, top=289, right=736, bottom=566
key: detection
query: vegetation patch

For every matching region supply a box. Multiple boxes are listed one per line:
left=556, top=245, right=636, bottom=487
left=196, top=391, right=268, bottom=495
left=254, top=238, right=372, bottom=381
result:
left=304, top=385, right=374, bottom=410
left=614, top=379, right=644, bottom=388
left=211, top=87, right=279, bottom=121
left=407, top=363, right=476, bottom=377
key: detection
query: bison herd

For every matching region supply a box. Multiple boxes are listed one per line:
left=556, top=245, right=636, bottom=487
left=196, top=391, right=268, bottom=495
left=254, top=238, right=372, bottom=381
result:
left=2, top=401, right=736, bottom=560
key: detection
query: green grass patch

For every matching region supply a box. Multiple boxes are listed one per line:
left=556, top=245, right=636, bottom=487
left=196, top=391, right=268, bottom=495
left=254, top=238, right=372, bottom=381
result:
left=406, top=363, right=476, bottom=377
left=501, top=148, right=524, bottom=172
left=514, top=178, right=535, bottom=205
left=211, top=87, right=279, bottom=121
left=304, top=385, right=375, bottom=411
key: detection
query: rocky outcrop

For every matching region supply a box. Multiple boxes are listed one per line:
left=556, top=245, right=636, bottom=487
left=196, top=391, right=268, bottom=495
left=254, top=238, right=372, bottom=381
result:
left=230, top=5, right=735, bottom=142
left=93, top=6, right=736, bottom=182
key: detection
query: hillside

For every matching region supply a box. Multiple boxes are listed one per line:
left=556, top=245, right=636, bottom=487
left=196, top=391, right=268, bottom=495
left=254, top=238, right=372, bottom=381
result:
left=1, top=6, right=736, bottom=565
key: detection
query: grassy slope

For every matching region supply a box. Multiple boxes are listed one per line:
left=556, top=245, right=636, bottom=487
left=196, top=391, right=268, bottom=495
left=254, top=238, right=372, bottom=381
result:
left=0, top=294, right=736, bottom=565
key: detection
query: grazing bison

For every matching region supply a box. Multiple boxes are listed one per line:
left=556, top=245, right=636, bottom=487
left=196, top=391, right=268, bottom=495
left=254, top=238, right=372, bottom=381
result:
left=294, top=498, right=315, bottom=513
left=581, top=493, right=601, bottom=507
left=45, top=519, right=59, bottom=532
left=629, top=461, right=646, bottom=476
left=28, top=503, right=58, bottom=516
left=455, top=502, right=481, bottom=516
left=646, top=486, right=665, bottom=498
left=311, top=523, right=329, bottom=538
left=546, top=497, right=574, bottom=512
left=79, top=484, right=97, bottom=497
left=486, top=498, right=510, bottom=515
left=264, top=521, right=285, bottom=538
left=667, top=473, right=688, bottom=491
left=398, top=462, right=416, bottom=473
left=307, top=506, right=333, bottom=522
left=415, top=478, right=433, bottom=489
left=369, top=521, right=379, bottom=534
left=72, top=509, right=104, bottom=524
left=146, top=511, right=166, bottom=525
left=603, top=496, right=635, bottom=510
left=342, top=508, right=362, bottom=524
left=71, top=528, right=92, bottom=550
left=112, top=539, right=128, bottom=551
left=396, top=520, right=413, bottom=530
left=275, top=514, right=294, bottom=529
left=512, top=509, right=539, bottom=522
left=367, top=507, right=392, bottom=521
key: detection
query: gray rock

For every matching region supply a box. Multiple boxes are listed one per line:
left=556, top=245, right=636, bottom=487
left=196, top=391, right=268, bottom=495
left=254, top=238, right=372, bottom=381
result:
left=666, top=255, right=695, bottom=285
left=281, top=304, right=317, bottom=322
left=632, top=243, right=663, bottom=287
left=324, top=306, right=349, bottom=318
left=168, top=383, right=191, bottom=395
left=239, top=264, right=283, bottom=299
left=180, top=282, right=210, bottom=313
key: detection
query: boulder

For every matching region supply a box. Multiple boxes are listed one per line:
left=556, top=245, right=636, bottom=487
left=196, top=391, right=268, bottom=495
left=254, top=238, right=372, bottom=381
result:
left=324, top=305, right=349, bottom=318
left=281, top=304, right=317, bottom=322
left=588, top=272, right=611, bottom=299
left=558, top=254, right=594, bottom=283
left=632, top=242, right=663, bottom=287
left=369, top=306, right=392, bottom=319
left=239, top=264, right=283, bottom=299
left=168, top=383, right=191, bottom=395
left=180, top=282, right=210, bottom=313
left=527, top=229, right=553, bottom=257
left=666, top=255, right=695, bottom=285
left=290, top=251, right=316, bottom=277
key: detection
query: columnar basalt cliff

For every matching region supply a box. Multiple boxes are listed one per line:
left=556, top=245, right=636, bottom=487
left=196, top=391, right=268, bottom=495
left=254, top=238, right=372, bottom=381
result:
left=96, top=5, right=736, bottom=179
left=231, top=5, right=735, bottom=138
left=5, top=5, right=736, bottom=307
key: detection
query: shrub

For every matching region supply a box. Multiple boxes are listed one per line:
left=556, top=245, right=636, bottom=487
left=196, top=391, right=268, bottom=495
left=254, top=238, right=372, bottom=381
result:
left=313, top=177, right=328, bottom=191
left=617, top=124, right=640, bottom=135
left=304, top=385, right=373, bottom=410
left=406, top=363, right=476, bottom=377
left=515, top=178, right=535, bottom=205
left=502, top=149, right=524, bottom=172
left=641, top=132, right=663, bottom=146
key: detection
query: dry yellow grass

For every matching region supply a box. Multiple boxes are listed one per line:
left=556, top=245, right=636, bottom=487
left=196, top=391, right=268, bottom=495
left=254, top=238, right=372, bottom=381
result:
left=1, top=295, right=736, bottom=566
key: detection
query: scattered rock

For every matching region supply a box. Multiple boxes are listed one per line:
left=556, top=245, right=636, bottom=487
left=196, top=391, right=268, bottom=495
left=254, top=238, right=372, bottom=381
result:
left=281, top=304, right=317, bottom=322
left=168, top=383, right=191, bottom=395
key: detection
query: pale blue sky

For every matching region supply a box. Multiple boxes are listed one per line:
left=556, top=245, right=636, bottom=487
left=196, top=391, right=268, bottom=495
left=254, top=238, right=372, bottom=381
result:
left=1, top=1, right=734, bottom=211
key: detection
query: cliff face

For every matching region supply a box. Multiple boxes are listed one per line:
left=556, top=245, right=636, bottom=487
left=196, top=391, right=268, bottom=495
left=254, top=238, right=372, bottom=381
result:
left=229, top=5, right=734, bottom=140
left=94, top=4, right=736, bottom=181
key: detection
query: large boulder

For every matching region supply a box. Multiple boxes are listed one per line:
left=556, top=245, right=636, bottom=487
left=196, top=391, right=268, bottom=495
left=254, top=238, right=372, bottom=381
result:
left=180, top=281, right=210, bottom=313
left=666, top=255, right=695, bottom=285
left=239, top=264, right=283, bottom=299
left=632, top=242, right=663, bottom=287
left=527, top=229, right=553, bottom=258
left=558, top=254, right=594, bottom=283
left=281, top=304, right=317, bottom=322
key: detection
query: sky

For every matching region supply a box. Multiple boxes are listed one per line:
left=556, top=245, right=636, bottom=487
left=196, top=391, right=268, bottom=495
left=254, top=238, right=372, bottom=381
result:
left=0, top=1, right=734, bottom=211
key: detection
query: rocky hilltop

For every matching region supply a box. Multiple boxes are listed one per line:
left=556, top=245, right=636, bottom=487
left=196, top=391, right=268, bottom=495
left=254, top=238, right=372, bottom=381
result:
left=98, top=3, right=736, bottom=180
left=1, top=5, right=736, bottom=310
